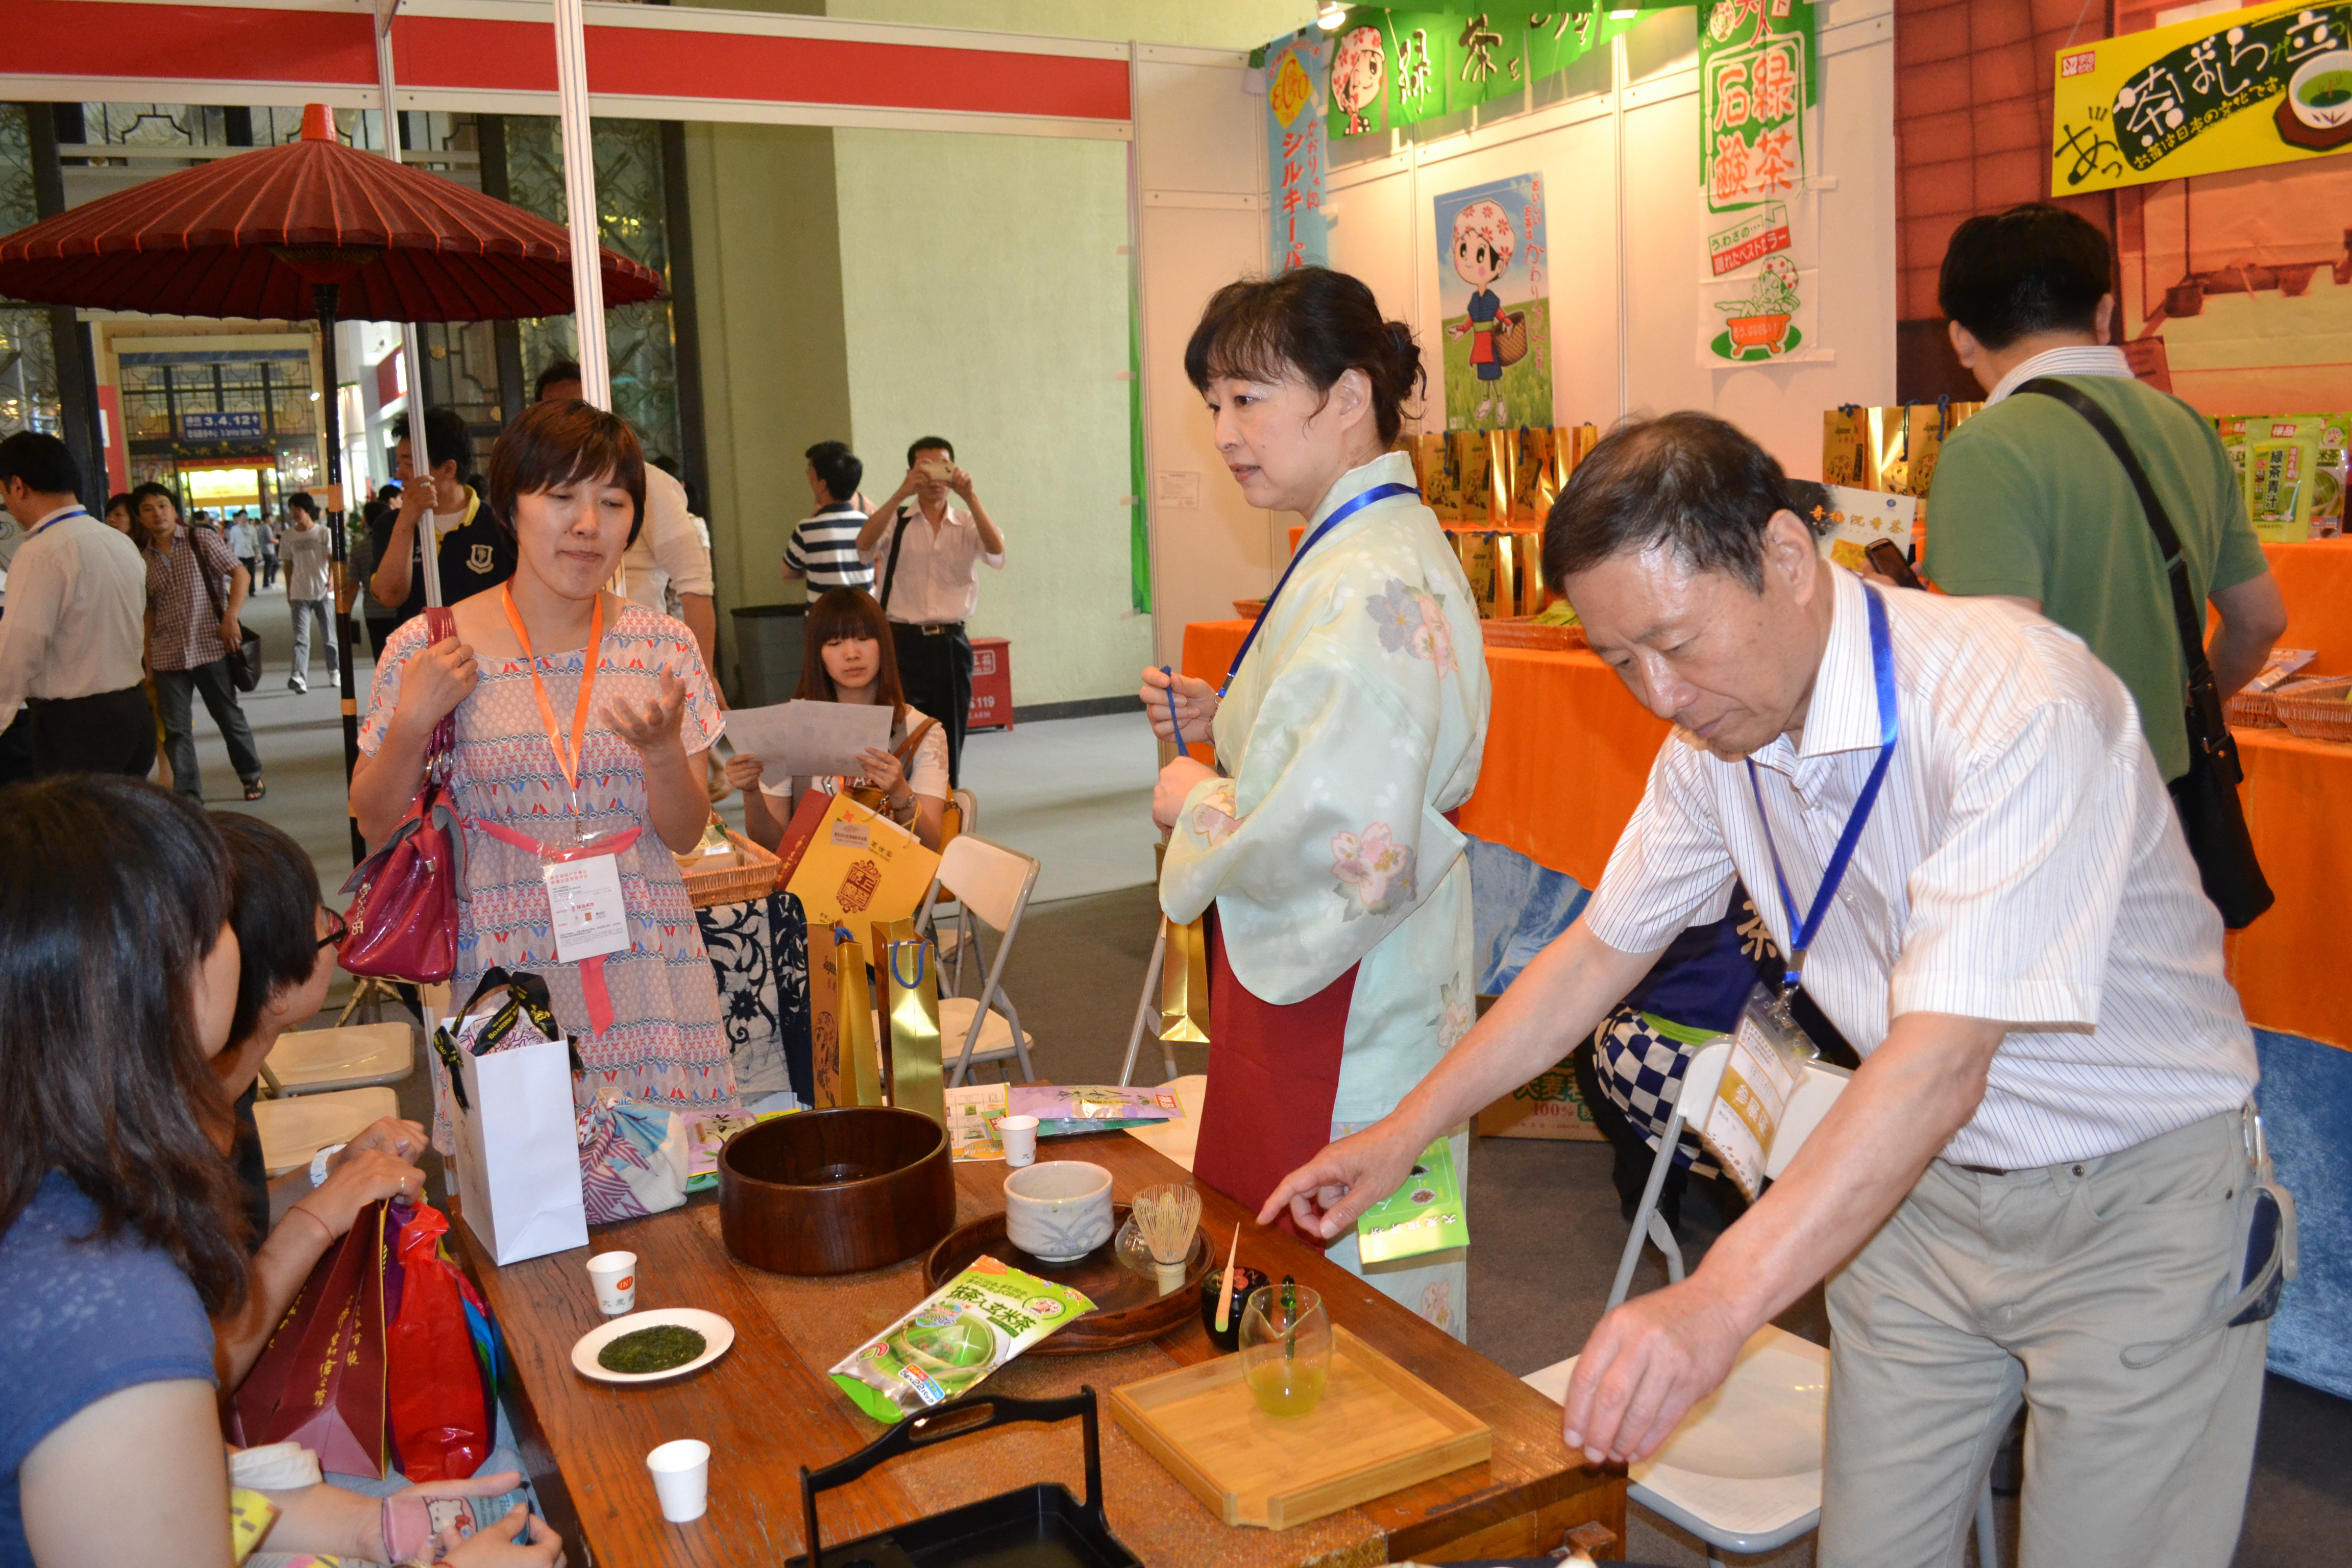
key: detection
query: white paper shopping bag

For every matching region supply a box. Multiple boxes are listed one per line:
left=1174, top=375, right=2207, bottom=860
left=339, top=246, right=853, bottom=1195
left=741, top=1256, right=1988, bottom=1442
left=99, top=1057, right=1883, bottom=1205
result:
left=450, top=1036, right=589, bottom=1266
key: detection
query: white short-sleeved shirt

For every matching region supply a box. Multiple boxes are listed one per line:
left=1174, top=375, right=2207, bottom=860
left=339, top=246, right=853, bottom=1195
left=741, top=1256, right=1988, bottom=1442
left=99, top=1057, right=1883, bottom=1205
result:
left=759, top=705, right=951, bottom=804
left=1581, top=568, right=2257, bottom=1170
left=620, top=463, right=716, bottom=611
left=864, top=502, right=1003, bottom=625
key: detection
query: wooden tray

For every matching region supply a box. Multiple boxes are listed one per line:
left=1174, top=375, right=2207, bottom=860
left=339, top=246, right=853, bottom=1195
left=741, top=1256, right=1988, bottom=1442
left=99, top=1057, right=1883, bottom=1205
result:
left=922, top=1204, right=1214, bottom=1355
left=1109, top=1325, right=1491, bottom=1530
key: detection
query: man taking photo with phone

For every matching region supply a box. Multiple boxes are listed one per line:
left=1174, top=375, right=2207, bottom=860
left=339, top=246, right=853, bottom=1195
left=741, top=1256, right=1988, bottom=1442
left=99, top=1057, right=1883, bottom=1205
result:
left=857, top=435, right=1006, bottom=786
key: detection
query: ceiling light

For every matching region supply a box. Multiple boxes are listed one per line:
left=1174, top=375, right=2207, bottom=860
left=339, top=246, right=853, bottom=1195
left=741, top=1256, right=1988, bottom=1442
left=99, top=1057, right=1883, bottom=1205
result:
left=1318, top=3, right=1348, bottom=31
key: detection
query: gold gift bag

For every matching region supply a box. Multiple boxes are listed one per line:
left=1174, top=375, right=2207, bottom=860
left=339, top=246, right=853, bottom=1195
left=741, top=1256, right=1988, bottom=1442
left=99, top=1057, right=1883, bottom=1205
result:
left=1867, top=406, right=1909, bottom=496
left=1822, top=407, right=1870, bottom=487
left=1483, top=430, right=1515, bottom=524
left=831, top=927, right=885, bottom=1108
left=1452, top=431, right=1491, bottom=525
left=1514, top=427, right=1554, bottom=525
left=807, top=911, right=845, bottom=1107
left=1900, top=400, right=1981, bottom=541
left=872, top=917, right=946, bottom=1126
left=1419, top=432, right=1461, bottom=520
left=1573, top=423, right=1601, bottom=465
left=1401, top=432, right=1431, bottom=494
left=1453, top=530, right=1498, bottom=615
left=1510, top=531, right=1548, bottom=615
left=1153, top=842, right=1210, bottom=1044
left=1486, top=531, right=1517, bottom=619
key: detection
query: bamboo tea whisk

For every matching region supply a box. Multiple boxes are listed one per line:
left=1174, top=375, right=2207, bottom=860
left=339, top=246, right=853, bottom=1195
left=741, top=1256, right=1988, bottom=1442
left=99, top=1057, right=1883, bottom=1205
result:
left=1131, top=1182, right=1202, bottom=1295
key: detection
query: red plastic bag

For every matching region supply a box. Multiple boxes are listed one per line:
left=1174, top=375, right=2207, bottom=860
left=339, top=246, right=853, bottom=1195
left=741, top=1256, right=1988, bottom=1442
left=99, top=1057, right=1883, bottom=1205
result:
left=385, top=1200, right=493, bottom=1481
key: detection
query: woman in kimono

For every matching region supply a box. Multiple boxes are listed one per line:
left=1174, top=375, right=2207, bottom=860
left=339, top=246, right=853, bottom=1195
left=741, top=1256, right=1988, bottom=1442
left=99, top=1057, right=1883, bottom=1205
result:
left=1140, top=266, right=1490, bottom=1336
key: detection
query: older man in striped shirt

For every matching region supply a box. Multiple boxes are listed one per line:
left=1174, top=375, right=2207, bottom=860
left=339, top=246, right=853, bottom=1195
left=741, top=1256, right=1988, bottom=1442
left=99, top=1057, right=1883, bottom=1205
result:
left=1265, top=412, right=2270, bottom=1568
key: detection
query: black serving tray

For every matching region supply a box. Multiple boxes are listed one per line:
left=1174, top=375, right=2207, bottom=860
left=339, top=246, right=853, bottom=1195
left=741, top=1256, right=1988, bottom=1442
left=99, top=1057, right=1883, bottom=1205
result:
left=789, top=1388, right=1142, bottom=1568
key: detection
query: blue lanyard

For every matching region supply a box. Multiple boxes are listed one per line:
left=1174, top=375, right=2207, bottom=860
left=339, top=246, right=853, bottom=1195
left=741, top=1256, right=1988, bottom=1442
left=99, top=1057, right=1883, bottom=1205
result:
left=1744, top=584, right=1897, bottom=999
left=27, top=506, right=87, bottom=538
left=1221, top=481, right=1418, bottom=697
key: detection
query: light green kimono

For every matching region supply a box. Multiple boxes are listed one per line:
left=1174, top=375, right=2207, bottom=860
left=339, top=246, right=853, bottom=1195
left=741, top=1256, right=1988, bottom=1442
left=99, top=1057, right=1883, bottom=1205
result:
left=1160, top=451, right=1491, bottom=1335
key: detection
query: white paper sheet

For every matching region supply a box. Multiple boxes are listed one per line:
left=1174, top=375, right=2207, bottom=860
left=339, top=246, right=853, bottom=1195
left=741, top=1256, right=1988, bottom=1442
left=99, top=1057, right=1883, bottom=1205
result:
left=724, top=699, right=895, bottom=779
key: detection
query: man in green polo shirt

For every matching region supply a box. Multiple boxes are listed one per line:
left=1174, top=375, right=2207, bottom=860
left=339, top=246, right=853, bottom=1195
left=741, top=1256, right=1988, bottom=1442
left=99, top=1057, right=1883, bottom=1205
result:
left=1923, top=203, right=2286, bottom=787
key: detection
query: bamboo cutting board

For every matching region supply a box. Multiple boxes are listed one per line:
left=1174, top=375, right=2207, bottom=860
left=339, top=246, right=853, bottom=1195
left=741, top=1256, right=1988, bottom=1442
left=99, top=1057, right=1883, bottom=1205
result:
left=1108, top=1326, right=1491, bottom=1530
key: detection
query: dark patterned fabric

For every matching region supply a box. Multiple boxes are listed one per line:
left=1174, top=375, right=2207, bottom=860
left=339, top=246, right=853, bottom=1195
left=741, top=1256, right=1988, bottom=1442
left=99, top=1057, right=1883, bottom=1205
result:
left=694, top=890, right=812, bottom=1105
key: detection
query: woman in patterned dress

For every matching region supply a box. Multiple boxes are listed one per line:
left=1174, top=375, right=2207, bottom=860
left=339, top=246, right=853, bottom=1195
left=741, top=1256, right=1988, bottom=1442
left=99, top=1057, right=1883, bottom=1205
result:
left=1140, top=268, right=1490, bottom=1336
left=352, top=399, right=737, bottom=1143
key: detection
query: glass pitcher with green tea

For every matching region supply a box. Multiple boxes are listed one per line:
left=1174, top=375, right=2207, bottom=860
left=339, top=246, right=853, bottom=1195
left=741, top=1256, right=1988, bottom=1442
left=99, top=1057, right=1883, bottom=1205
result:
left=1238, top=1278, right=1332, bottom=1417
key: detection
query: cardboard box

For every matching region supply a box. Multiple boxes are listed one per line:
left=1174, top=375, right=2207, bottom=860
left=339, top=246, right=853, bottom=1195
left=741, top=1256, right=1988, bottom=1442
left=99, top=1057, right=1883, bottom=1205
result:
left=1477, top=1055, right=1607, bottom=1142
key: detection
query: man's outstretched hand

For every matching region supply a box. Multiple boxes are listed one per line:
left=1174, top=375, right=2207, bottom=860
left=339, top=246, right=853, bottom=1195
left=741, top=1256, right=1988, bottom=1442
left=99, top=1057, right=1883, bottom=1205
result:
left=1558, top=1277, right=1750, bottom=1466
left=1255, top=1118, right=1427, bottom=1240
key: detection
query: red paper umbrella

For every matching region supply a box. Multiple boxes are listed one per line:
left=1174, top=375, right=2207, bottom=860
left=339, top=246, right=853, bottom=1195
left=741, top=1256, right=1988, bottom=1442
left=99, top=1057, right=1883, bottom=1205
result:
left=0, top=105, right=661, bottom=320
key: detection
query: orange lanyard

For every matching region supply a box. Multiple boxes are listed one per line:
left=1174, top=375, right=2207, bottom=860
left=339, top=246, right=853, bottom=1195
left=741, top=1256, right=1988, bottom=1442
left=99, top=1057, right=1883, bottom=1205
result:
left=500, top=584, right=603, bottom=798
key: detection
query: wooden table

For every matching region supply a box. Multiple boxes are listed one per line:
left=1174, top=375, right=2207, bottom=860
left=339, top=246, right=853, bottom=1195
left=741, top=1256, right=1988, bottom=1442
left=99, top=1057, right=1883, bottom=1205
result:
left=457, top=1133, right=1624, bottom=1565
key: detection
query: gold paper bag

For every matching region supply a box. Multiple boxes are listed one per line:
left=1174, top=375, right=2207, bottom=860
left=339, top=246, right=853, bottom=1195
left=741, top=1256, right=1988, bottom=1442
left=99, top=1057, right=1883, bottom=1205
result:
left=1485, top=531, right=1517, bottom=619
left=1483, top=430, right=1515, bottom=524
left=831, top=928, right=885, bottom=1108
left=1453, top=530, right=1498, bottom=616
left=805, top=904, right=845, bottom=1107
left=1510, top=532, right=1547, bottom=615
left=1401, top=432, right=1431, bottom=494
left=872, top=918, right=946, bottom=1126
left=1514, top=427, right=1554, bottom=525
left=1822, top=407, right=1871, bottom=487
left=1160, top=915, right=1211, bottom=1043
left=1418, top=432, right=1461, bottom=520
left=1900, top=401, right=1981, bottom=536
left=1867, top=406, right=1909, bottom=496
left=1452, top=431, right=1491, bottom=525
left=1572, top=424, right=1600, bottom=465
left=1551, top=426, right=1579, bottom=493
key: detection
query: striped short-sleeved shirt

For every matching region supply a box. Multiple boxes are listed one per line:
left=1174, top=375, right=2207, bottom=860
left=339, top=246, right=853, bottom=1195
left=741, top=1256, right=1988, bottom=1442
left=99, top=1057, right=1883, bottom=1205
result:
left=786, top=504, right=874, bottom=590
left=1580, top=568, right=2257, bottom=1171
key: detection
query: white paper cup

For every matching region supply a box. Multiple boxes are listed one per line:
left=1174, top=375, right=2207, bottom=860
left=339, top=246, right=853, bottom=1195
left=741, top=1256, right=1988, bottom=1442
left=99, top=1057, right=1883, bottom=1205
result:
left=586, top=1251, right=638, bottom=1316
left=646, top=1438, right=710, bottom=1524
left=998, top=1114, right=1040, bottom=1167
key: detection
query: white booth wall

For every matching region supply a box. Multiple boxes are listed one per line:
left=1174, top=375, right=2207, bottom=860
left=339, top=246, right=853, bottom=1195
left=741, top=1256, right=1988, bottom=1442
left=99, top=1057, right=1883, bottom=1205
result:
left=1137, top=2, right=1897, bottom=660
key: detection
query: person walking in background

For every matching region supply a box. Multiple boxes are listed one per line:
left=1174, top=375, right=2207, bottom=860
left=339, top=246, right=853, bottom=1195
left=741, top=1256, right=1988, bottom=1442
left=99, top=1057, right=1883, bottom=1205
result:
left=533, top=362, right=720, bottom=681
left=0, top=433, right=155, bottom=777
left=136, top=480, right=266, bottom=802
left=227, top=507, right=260, bottom=589
left=785, top=440, right=873, bottom=591
left=279, top=491, right=333, bottom=694
left=857, top=435, right=1005, bottom=786
left=104, top=492, right=136, bottom=535
left=258, top=507, right=280, bottom=591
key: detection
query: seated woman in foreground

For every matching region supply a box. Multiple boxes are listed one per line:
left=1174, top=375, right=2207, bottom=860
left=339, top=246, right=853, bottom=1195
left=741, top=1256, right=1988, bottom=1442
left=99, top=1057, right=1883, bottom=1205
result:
left=727, top=585, right=952, bottom=852
left=0, top=778, right=561, bottom=1567
left=208, top=812, right=428, bottom=1392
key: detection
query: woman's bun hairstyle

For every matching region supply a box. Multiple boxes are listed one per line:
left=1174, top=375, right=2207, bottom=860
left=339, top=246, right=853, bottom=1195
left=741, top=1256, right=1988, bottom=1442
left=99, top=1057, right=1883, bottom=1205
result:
left=1184, top=266, right=1425, bottom=445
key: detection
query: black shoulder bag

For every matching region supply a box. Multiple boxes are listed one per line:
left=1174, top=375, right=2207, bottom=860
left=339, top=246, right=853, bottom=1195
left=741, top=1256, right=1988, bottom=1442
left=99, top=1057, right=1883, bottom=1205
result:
left=2017, top=377, right=2273, bottom=928
left=193, top=526, right=266, bottom=693
left=875, top=506, right=915, bottom=616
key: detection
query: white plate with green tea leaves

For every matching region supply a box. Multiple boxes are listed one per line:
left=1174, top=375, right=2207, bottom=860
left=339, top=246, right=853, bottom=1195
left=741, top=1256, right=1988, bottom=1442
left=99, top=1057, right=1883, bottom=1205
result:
left=572, top=1307, right=736, bottom=1385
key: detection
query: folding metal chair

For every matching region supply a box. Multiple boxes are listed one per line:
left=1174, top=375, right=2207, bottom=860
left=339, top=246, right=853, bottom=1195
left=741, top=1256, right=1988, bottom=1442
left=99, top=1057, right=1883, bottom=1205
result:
left=915, top=832, right=1040, bottom=1086
left=1521, top=1038, right=2001, bottom=1568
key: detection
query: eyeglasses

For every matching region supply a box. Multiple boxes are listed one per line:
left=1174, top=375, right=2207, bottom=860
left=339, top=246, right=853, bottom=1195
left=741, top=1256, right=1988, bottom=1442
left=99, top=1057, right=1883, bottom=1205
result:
left=317, top=908, right=350, bottom=950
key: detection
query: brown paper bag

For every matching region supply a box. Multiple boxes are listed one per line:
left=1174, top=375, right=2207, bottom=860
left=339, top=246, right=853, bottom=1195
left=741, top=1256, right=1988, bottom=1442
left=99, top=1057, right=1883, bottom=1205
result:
left=1452, top=431, right=1491, bottom=524
left=872, top=918, right=946, bottom=1123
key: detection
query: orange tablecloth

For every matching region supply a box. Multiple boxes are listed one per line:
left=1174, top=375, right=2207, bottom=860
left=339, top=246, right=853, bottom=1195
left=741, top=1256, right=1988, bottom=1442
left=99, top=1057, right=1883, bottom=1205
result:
left=2255, top=540, right=2352, bottom=672
left=1181, top=619, right=1668, bottom=888
left=1184, top=614, right=2351, bottom=1051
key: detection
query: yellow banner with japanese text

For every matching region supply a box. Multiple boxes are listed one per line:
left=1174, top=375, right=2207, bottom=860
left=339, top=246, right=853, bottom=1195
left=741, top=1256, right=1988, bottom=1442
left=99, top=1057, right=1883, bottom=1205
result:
left=2051, top=1, right=2352, bottom=195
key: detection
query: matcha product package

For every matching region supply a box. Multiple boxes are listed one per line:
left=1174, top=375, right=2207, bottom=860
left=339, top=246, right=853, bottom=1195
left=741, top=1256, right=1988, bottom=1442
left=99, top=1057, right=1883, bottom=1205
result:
left=830, top=1257, right=1095, bottom=1422
left=1355, top=1138, right=1468, bottom=1264
left=1451, top=430, right=1491, bottom=524
left=2220, top=413, right=2346, bottom=541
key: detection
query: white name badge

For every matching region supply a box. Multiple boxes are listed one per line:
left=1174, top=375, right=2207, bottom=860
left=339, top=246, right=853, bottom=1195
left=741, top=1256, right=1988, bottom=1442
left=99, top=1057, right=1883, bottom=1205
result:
left=544, top=854, right=629, bottom=964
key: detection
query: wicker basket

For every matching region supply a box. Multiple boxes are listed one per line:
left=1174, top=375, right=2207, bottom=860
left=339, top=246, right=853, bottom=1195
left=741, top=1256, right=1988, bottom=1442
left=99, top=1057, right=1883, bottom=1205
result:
left=2226, top=686, right=2290, bottom=730
left=2271, top=677, right=2352, bottom=743
left=678, top=826, right=782, bottom=909
left=1482, top=616, right=1587, bottom=651
left=1232, top=598, right=1266, bottom=619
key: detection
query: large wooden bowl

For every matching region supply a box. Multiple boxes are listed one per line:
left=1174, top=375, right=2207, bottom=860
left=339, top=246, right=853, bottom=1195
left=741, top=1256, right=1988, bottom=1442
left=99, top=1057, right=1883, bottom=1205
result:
left=718, top=1107, right=955, bottom=1276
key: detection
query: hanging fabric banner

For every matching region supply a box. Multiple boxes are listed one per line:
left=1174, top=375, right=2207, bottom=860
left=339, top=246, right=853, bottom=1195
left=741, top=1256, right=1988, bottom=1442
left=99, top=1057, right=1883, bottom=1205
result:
left=1265, top=32, right=1332, bottom=271
left=1697, top=0, right=1821, bottom=367
left=2049, top=0, right=2352, bottom=196
left=1434, top=172, right=1554, bottom=429
left=1316, top=5, right=1638, bottom=140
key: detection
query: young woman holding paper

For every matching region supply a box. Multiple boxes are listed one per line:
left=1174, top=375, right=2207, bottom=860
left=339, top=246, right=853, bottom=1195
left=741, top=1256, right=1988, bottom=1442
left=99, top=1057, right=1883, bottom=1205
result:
left=725, top=586, right=951, bottom=851
left=1137, top=267, right=1490, bottom=1337
left=352, top=399, right=738, bottom=1147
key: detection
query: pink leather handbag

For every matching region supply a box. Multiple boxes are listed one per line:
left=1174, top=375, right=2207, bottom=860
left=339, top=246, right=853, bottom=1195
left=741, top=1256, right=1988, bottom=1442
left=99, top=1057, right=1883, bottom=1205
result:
left=338, top=607, right=466, bottom=983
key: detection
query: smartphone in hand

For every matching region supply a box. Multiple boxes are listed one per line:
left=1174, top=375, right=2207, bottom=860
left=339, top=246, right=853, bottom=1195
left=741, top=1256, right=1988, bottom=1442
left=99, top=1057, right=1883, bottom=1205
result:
left=1865, top=538, right=1925, bottom=591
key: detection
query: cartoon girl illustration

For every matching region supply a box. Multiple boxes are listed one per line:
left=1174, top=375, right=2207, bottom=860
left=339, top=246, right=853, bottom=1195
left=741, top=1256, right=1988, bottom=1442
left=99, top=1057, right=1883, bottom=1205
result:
left=1332, top=26, right=1386, bottom=136
left=1446, top=199, right=1516, bottom=425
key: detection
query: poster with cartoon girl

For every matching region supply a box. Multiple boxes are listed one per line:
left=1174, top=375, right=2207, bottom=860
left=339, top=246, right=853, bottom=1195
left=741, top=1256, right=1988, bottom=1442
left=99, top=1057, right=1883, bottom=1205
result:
left=1433, top=173, right=1553, bottom=430
left=1330, top=25, right=1386, bottom=137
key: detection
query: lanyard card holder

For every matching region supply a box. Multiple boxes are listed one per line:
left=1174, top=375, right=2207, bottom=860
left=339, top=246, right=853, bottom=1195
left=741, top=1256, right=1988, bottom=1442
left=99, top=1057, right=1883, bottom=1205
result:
left=541, top=823, right=631, bottom=967
left=1694, top=983, right=1822, bottom=1202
